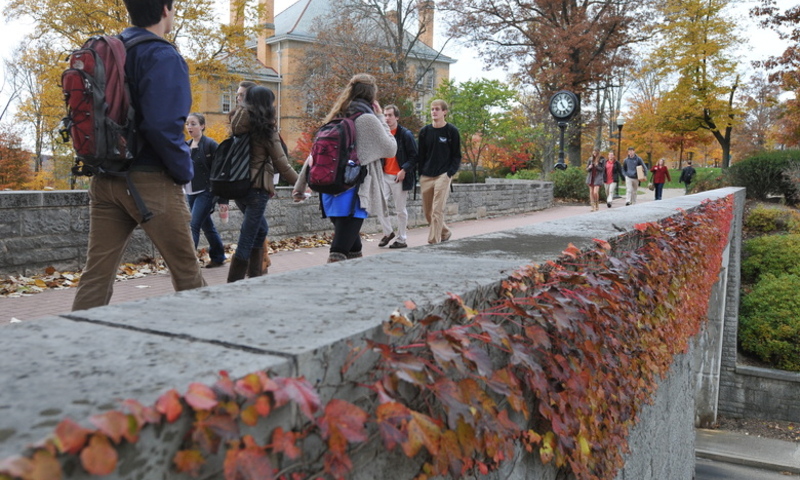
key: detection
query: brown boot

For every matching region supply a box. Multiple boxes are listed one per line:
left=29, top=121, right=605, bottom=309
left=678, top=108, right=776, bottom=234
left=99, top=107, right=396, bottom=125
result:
left=226, top=256, right=249, bottom=283
left=247, top=247, right=264, bottom=278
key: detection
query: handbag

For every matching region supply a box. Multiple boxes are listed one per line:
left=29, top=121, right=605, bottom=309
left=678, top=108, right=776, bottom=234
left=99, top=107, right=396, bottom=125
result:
left=648, top=183, right=655, bottom=191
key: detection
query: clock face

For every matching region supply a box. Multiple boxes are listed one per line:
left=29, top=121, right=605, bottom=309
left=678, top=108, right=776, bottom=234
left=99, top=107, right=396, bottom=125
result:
left=549, top=91, right=577, bottom=120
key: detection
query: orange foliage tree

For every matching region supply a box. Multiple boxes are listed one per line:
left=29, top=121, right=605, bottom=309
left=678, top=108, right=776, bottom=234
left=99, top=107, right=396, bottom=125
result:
left=0, top=127, right=33, bottom=189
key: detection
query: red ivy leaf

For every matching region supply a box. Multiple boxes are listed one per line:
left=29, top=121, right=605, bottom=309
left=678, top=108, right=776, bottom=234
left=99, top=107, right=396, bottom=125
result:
left=593, top=238, right=612, bottom=250
left=53, top=418, right=90, bottom=455
left=80, top=434, right=118, bottom=476
left=633, top=223, right=649, bottom=232
left=375, top=401, right=411, bottom=450
left=318, top=399, right=369, bottom=454
left=122, top=399, right=161, bottom=426
left=271, top=427, right=302, bottom=460
left=155, top=389, right=183, bottom=423
left=402, top=411, right=441, bottom=457
left=404, top=300, right=417, bottom=310
left=213, top=370, right=236, bottom=398
left=235, top=373, right=263, bottom=400
left=561, top=243, right=581, bottom=259
left=89, top=411, right=133, bottom=444
left=185, top=383, right=219, bottom=411
left=173, top=449, right=205, bottom=476
left=225, top=442, right=273, bottom=480
left=270, top=377, right=320, bottom=420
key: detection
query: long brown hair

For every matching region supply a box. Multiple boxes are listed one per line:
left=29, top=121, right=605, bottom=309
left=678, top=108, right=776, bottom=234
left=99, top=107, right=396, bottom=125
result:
left=323, top=74, right=378, bottom=124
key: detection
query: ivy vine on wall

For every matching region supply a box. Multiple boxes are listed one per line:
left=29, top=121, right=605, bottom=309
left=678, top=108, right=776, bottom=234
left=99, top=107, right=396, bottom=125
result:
left=0, top=197, right=733, bottom=480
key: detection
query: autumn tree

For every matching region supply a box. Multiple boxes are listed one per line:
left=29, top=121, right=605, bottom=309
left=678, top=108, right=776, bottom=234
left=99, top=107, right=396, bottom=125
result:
left=432, top=78, right=517, bottom=180
left=752, top=1, right=800, bottom=147
left=732, top=73, right=784, bottom=158
left=650, top=0, right=742, bottom=168
left=0, top=126, right=33, bottom=190
left=440, top=0, right=652, bottom=166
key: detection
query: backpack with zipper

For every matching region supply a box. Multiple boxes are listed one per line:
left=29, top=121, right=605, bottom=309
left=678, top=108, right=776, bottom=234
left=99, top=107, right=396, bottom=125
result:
left=307, top=112, right=366, bottom=194
left=60, top=34, right=170, bottom=222
left=209, top=133, right=253, bottom=200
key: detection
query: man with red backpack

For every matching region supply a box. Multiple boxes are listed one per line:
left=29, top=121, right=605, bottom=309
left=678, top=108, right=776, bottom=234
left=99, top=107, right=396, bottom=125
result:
left=72, top=0, right=206, bottom=311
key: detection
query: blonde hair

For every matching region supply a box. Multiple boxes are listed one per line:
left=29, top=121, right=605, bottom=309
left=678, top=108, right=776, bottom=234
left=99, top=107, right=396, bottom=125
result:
left=431, top=99, right=449, bottom=112
left=324, top=74, right=378, bottom=124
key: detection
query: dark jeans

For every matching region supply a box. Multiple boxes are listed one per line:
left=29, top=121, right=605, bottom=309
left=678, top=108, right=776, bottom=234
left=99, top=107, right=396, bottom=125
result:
left=233, top=189, right=269, bottom=261
left=654, top=183, right=665, bottom=200
left=329, top=216, right=363, bottom=255
left=187, top=191, right=226, bottom=264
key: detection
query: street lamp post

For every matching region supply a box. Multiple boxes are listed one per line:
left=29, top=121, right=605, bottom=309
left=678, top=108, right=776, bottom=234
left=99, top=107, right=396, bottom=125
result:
left=615, top=115, right=626, bottom=197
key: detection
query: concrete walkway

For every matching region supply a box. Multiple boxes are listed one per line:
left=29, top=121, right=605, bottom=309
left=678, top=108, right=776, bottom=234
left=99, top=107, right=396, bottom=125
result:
left=696, top=429, right=800, bottom=474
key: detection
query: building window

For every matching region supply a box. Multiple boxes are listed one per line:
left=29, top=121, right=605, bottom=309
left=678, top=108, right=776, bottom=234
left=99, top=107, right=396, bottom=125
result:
left=222, top=93, right=233, bottom=113
left=306, top=102, right=315, bottom=115
left=416, top=68, right=435, bottom=92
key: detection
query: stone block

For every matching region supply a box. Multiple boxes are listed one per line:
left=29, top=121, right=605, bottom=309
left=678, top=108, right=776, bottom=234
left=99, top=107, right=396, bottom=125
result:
left=21, top=208, right=74, bottom=235
left=0, top=192, right=44, bottom=208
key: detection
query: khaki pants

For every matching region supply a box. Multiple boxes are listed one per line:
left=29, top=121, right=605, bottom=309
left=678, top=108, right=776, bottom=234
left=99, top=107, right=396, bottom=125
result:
left=420, top=173, right=452, bottom=244
left=73, top=172, right=206, bottom=311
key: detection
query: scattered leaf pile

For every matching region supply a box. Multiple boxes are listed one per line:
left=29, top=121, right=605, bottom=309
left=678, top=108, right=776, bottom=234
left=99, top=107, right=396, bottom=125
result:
left=0, top=197, right=734, bottom=480
left=0, top=234, right=335, bottom=298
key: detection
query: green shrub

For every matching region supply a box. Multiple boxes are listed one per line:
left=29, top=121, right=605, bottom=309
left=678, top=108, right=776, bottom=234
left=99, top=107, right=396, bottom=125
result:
left=728, top=150, right=800, bottom=204
left=506, top=169, right=542, bottom=180
left=741, top=234, right=800, bottom=284
left=548, top=167, right=589, bottom=201
left=744, top=206, right=800, bottom=234
left=454, top=169, right=486, bottom=183
left=739, top=273, right=800, bottom=372
left=687, top=169, right=729, bottom=193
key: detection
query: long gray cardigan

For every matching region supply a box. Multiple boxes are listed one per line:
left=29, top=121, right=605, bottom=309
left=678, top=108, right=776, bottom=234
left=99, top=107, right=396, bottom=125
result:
left=295, top=113, right=397, bottom=215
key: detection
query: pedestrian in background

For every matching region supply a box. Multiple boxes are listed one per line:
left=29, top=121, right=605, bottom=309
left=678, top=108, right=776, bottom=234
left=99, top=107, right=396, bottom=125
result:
left=585, top=149, right=604, bottom=211
left=226, top=86, right=298, bottom=282
left=679, top=160, right=696, bottom=194
left=293, top=74, right=396, bottom=263
left=376, top=104, right=418, bottom=249
left=184, top=113, right=226, bottom=268
left=603, top=151, right=623, bottom=208
left=418, top=100, right=461, bottom=244
left=650, top=158, right=671, bottom=201
left=622, top=146, right=647, bottom=206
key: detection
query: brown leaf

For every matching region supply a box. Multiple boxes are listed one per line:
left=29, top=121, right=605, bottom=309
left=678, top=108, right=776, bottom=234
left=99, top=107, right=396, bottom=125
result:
left=30, top=450, right=62, bottom=480
left=402, top=411, right=441, bottom=457
left=89, top=411, right=131, bottom=444
left=173, top=449, right=205, bottom=476
left=271, top=427, right=301, bottom=460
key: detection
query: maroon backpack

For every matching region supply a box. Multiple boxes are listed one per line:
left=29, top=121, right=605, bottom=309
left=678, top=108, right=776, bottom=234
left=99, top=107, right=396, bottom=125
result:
left=307, top=112, right=366, bottom=194
left=60, top=34, right=168, bottom=221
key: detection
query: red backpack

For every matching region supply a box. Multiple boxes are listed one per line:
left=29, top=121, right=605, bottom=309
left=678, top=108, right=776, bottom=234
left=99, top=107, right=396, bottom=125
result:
left=60, top=34, right=168, bottom=221
left=307, top=113, right=366, bottom=194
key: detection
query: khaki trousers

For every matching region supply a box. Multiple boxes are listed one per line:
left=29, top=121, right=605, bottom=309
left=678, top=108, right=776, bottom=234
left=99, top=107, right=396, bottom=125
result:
left=72, top=172, right=206, bottom=311
left=420, top=173, right=452, bottom=244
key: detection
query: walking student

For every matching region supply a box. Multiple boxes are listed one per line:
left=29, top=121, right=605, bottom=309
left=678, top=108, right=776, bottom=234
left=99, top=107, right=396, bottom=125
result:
left=293, top=74, right=396, bottom=263
left=376, top=104, right=418, bottom=249
left=417, top=99, right=461, bottom=244
left=585, top=149, right=604, bottom=211
left=185, top=113, right=226, bottom=268
left=603, top=151, right=622, bottom=208
left=73, top=0, right=206, bottom=311
left=226, top=86, right=298, bottom=282
left=622, top=146, right=647, bottom=206
left=650, top=158, right=672, bottom=201
left=679, top=160, right=696, bottom=194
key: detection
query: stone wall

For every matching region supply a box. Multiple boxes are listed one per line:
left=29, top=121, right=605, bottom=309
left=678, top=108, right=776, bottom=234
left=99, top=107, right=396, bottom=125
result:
left=0, top=189, right=741, bottom=479
left=0, top=179, right=552, bottom=276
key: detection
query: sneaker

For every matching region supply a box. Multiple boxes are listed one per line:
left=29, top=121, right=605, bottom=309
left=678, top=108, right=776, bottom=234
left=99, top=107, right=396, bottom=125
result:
left=625, top=202, right=631, bottom=206
left=607, top=202, right=612, bottom=208
left=378, top=232, right=395, bottom=247
left=389, top=241, right=407, bottom=249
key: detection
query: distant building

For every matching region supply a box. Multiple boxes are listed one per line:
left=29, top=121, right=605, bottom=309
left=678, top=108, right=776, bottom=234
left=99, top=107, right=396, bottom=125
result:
left=194, top=0, right=455, bottom=152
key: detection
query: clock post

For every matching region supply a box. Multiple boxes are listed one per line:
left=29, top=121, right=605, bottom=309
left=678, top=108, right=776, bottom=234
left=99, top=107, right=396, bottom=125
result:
left=548, top=90, right=579, bottom=170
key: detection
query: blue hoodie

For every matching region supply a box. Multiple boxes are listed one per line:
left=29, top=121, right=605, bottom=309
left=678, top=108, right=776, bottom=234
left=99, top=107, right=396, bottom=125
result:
left=120, top=27, right=193, bottom=184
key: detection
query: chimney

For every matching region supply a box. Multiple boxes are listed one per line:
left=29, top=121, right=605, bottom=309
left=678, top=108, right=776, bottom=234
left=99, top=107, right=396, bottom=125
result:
left=418, top=0, right=434, bottom=48
left=229, top=0, right=246, bottom=48
left=257, top=0, right=275, bottom=66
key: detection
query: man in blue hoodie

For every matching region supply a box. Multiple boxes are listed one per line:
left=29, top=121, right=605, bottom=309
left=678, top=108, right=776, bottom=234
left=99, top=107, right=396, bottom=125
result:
left=72, top=0, right=206, bottom=311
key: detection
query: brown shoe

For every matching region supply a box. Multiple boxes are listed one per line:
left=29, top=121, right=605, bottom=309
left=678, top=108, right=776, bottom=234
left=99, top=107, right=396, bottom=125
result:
left=205, top=261, right=224, bottom=269
left=389, top=241, right=407, bottom=249
left=378, top=232, right=395, bottom=247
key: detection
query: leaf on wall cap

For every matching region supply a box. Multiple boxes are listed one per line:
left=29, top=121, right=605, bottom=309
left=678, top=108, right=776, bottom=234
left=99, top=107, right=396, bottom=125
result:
left=80, top=434, right=117, bottom=476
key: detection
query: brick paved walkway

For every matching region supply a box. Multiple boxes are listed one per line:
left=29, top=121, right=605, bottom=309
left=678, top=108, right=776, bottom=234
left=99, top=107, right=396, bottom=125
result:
left=2, top=190, right=684, bottom=324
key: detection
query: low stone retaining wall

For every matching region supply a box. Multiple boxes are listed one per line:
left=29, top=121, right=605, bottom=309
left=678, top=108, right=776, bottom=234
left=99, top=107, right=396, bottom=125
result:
left=0, top=188, right=743, bottom=479
left=0, top=179, right=552, bottom=276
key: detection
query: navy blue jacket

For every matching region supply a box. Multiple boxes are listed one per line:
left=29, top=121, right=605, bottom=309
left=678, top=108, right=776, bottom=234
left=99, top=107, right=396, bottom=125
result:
left=121, top=27, right=194, bottom=184
left=390, top=124, right=419, bottom=191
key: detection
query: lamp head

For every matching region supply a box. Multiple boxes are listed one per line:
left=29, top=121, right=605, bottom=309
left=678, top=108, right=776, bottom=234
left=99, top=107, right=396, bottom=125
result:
left=616, top=115, right=626, bottom=127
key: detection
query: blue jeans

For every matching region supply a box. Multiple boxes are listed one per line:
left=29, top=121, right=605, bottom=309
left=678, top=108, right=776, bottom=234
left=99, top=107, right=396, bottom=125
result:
left=654, top=183, right=665, bottom=200
left=187, top=191, right=226, bottom=264
left=233, top=189, right=269, bottom=261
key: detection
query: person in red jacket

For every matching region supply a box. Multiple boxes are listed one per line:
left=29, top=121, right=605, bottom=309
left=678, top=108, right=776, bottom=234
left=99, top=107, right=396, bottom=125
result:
left=650, top=158, right=672, bottom=201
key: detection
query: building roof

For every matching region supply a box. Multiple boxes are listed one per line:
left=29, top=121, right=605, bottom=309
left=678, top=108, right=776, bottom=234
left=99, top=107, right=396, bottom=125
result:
left=220, top=53, right=282, bottom=82
left=268, top=0, right=455, bottom=64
